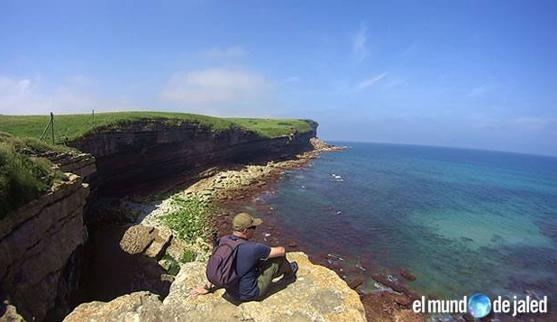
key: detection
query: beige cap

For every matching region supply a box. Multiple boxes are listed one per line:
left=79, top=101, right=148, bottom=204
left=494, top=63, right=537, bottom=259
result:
left=232, top=212, right=263, bottom=231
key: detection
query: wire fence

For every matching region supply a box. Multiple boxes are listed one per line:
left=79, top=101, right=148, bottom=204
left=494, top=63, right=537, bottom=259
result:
left=39, top=109, right=95, bottom=145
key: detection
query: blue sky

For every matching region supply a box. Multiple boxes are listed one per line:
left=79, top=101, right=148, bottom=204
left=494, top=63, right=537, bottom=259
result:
left=1, top=1, right=556, bottom=156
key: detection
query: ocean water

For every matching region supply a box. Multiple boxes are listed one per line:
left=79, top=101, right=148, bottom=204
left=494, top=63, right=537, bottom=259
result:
left=264, top=142, right=557, bottom=301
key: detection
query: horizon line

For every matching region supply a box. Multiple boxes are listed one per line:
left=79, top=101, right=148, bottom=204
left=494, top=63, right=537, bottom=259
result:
left=322, top=139, right=557, bottom=159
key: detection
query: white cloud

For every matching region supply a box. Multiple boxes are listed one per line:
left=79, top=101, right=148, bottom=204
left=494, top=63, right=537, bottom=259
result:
left=0, top=75, right=129, bottom=115
left=352, top=23, right=368, bottom=63
left=200, top=46, right=249, bottom=59
left=160, top=68, right=272, bottom=114
left=356, top=73, right=388, bottom=91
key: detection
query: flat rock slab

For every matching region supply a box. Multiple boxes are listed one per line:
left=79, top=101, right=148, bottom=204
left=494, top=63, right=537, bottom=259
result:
left=64, top=252, right=366, bottom=322
left=119, top=225, right=157, bottom=254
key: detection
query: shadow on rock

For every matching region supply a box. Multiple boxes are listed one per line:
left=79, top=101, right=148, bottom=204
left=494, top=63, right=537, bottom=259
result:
left=78, top=224, right=172, bottom=303
left=221, top=276, right=296, bottom=306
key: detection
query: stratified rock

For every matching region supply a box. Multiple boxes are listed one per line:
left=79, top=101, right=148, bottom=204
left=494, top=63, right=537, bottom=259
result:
left=43, top=152, right=96, bottom=178
left=63, top=292, right=163, bottom=322
left=65, top=252, right=366, bottom=322
left=69, top=119, right=318, bottom=201
left=0, top=174, right=89, bottom=321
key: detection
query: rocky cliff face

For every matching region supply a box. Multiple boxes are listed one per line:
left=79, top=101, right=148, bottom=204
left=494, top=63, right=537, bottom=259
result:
left=69, top=120, right=317, bottom=203
left=64, top=252, right=366, bottom=322
left=0, top=174, right=90, bottom=321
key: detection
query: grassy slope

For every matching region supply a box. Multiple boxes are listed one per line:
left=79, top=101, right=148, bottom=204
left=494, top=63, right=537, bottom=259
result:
left=0, top=111, right=314, bottom=142
left=0, top=133, right=65, bottom=218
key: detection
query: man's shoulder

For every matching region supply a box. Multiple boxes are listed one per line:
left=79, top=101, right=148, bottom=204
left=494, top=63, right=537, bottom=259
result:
left=239, top=239, right=267, bottom=248
left=238, top=240, right=271, bottom=255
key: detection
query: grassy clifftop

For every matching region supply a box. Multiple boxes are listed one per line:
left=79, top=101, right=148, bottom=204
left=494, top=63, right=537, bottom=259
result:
left=0, top=111, right=315, bottom=142
left=0, top=111, right=316, bottom=217
left=0, top=133, right=67, bottom=217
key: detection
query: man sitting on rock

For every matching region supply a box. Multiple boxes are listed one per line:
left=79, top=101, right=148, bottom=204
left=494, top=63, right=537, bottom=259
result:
left=191, top=212, right=298, bottom=301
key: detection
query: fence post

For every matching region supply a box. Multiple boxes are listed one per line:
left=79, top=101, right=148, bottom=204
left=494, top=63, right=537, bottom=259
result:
left=50, top=112, right=55, bottom=144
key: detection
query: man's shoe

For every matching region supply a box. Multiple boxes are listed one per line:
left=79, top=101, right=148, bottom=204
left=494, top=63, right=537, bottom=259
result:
left=282, top=261, right=298, bottom=282
left=290, top=261, right=299, bottom=275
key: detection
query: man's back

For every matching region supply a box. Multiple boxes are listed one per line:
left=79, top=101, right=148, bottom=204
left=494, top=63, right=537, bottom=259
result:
left=223, top=235, right=271, bottom=301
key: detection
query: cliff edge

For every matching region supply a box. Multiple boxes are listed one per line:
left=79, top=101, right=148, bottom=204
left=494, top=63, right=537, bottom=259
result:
left=64, top=252, right=366, bottom=322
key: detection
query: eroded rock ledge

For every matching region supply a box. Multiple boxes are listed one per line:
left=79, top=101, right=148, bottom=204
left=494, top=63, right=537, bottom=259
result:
left=0, top=174, right=90, bottom=321
left=64, top=252, right=366, bottom=322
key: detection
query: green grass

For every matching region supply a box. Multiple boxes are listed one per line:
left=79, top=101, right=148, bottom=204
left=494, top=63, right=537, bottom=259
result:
left=179, top=249, right=197, bottom=263
left=228, top=117, right=315, bottom=138
left=161, top=253, right=181, bottom=276
left=160, top=196, right=214, bottom=242
left=0, top=133, right=65, bottom=218
left=0, top=111, right=315, bottom=143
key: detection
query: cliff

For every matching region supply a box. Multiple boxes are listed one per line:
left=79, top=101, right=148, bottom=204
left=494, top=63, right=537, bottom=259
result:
left=69, top=120, right=316, bottom=202
left=1, top=116, right=357, bottom=322
left=0, top=174, right=90, bottom=321
left=64, top=252, right=366, bottom=322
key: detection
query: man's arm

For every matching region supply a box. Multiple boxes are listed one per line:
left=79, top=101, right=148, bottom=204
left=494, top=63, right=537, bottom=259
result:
left=266, top=246, right=285, bottom=259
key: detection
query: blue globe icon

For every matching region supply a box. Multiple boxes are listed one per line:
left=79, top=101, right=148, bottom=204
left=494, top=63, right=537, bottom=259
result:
left=468, top=293, right=492, bottom=318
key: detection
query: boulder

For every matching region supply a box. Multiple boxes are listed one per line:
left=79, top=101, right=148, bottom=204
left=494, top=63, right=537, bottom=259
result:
left=119, top=225, right=172, bottom=259
left=65, top=252, right=366, bottom=322
left=63, top=292, right=163, bottom=322
left=119, top=225, right=157, bottom=254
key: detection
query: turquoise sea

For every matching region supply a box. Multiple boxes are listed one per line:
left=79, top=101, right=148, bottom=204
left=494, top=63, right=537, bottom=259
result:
left=263, top=142, right=557, bottom=302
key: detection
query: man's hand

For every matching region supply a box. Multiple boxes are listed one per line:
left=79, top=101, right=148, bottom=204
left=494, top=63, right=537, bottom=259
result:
left=190, top=285, right=210, bottom=298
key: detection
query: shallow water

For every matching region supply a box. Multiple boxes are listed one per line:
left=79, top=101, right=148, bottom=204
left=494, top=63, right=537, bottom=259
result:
left=260, top=142, right=557, bottom=301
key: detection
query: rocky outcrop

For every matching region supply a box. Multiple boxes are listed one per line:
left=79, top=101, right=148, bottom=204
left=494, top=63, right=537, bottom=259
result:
left=41, top=151, right=96, bottom=179
left=62, top=292, right=163, bottom=322
left=69, top=120, right=317, bottom=203
left=0, top=174, right=90, bottom=321
left=0, top=301, right=25, bottom=322
left=64, top=252, right=366, bottom=322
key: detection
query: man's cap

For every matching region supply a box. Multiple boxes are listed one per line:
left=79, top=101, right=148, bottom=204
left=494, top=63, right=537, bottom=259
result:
left=232, top=212, right=263, bottom=231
